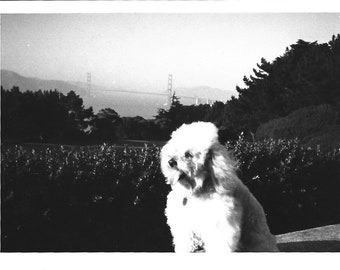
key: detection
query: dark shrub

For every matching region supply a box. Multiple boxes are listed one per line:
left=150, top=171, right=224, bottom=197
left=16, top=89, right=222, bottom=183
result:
left=2, top=140, right=339, bottom=251
left=255, top=104, right=340, bottom=151
left=228, top=135, right=340, bottom=234
left=1, top=144, right=172, bottom=251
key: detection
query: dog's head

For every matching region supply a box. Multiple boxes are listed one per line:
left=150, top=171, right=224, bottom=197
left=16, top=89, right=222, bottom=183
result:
left=160, top=122, right=238, bottom=194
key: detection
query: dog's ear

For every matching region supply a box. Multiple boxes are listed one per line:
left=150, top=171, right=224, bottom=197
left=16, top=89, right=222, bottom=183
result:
left=207, top=144, right=239, bottom=193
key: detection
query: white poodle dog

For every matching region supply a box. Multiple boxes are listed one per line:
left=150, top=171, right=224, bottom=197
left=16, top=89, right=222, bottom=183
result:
left=160, top=122, right=278, bottom=252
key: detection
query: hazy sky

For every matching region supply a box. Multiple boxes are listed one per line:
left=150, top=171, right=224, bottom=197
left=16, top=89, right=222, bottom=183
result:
left=1, top=13, right=340, bottom=94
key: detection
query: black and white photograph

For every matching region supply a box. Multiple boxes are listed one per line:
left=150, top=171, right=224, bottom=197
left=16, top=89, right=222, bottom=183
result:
left=1, top=1, right=340, bottom=268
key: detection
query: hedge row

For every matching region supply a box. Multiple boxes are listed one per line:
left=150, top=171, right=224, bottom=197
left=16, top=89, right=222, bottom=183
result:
left=228, top=136, right=340, bottom=233
left=1, top=139, right=340, bottom=251
left=1, top=144, right=172, bottom=252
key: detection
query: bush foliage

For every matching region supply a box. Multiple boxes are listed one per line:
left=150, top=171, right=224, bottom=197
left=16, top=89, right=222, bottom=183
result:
left=228, top=135, right=340, bottom=234
left=2, top=140, right=340, bottom=251
left=1, top=144, right=172, bottom=251
left=255, top=104, right=340, bottom=150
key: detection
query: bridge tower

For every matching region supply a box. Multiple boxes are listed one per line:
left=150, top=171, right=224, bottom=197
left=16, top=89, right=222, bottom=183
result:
left=195, top=95, right=200, bottom=105
left=86, top=72, right=91, bottom=97
left=167, top=74, right=173, bottom=106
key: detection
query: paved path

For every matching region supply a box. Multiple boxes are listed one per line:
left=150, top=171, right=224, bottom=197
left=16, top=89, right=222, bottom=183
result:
left=276, top=224, right=340, bottom=252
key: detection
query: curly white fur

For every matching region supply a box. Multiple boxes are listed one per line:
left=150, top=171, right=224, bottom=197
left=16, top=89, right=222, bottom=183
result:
left=160, top=122, right=278, bottom=252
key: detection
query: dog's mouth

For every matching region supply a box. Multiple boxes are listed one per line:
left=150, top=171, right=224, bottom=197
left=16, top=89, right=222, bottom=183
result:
left=177, top=172, right=196, bottom=190
left=178, top=172, right=187, bottom=181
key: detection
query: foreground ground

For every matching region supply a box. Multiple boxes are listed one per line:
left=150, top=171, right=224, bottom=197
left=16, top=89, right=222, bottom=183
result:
left=276, top=224, right=340, bottom=252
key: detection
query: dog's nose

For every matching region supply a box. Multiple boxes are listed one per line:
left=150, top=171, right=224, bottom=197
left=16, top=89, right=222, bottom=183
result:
left=168, top=158, right=177, bottom=168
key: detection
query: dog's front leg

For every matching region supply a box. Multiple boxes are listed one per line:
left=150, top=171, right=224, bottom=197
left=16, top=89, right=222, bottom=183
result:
left=173, top=236, right=195, bottom=253
left=169, top=226, right=196, bottom=253
left=203, top=229, right=239, bottom=252
left=202, top=215, right=241, bottom=253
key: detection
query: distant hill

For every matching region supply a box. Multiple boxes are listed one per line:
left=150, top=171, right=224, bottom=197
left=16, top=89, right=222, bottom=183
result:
left=0, top=70, right=167, bottom=118
left=1, top=69, right=87, bottom=96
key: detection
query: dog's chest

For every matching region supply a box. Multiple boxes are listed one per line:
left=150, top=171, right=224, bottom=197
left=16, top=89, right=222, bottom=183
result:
left=166, top=191, right=235, bottom=234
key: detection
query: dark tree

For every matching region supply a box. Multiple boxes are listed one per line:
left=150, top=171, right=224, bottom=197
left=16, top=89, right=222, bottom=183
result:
left=155, top=93, right=211, bottom=139
left=1, top=87, right=93, bottom=143
left=90, top=108, right=122, bottom=142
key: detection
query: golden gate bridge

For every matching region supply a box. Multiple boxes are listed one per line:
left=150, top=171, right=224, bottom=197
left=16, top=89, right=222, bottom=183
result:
left=86, top=73, right=219, bottom=106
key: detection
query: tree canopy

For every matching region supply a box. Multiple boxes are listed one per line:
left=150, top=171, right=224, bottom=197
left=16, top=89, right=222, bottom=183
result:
left=1, top=88, right=93, bottom=143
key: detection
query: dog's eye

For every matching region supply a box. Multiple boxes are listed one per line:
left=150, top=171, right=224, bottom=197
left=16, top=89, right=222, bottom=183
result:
left=168, top=158, right=177, bottom=168
left=184, top=151, right=193, bottom=159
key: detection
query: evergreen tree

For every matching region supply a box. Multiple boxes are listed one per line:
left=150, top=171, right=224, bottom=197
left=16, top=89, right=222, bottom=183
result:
left=216, top=35, right=340, bottom=140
